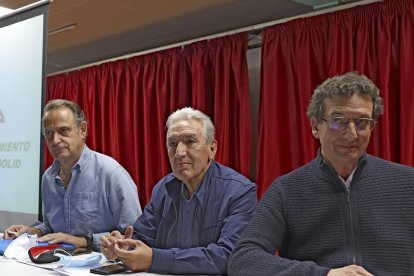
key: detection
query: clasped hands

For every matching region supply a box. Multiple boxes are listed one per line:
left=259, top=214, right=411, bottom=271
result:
left=100, top=226, right=153, bottom=272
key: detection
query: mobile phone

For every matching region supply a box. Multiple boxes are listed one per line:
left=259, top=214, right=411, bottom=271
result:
left=90, top=263, right=128, bottom=275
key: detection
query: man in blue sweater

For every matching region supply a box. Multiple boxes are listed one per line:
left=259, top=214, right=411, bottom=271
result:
left=101, top=107, right=257, bottom=275
left=228, top=72, right=414, bottom=276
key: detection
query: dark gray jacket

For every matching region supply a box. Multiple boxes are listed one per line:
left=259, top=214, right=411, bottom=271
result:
left=228, top=152, right=414, bottom=276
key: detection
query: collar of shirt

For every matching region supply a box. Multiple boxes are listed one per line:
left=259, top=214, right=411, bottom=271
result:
left=50, top=145, right=91, bottom=177
left=337, top=167, right=357, bottom=188
left=316, top=148, right=365, bottom=175
left=315, top=148, right=368, bottom=189
left=180, top=176, right=207, bottom=203
left=167, top=161, right=216, bottom=208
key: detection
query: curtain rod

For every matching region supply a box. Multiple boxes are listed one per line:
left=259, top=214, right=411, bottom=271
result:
left=48, top=0, right=382, bottom=77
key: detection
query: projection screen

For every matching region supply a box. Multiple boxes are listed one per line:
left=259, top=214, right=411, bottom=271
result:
left=0, top=0, right=49, bottom=231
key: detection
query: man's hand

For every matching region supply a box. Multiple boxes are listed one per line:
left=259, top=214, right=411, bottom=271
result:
left=4, top=225, right=42, bottom=239
left=4, top=225, right=29, bottom=239
left=38, top=232, right=86, bottom=248
left=100, top=226, right=134, bottom=259
left=328, top=265, right=375, bottom=276
left=114, top=239, right=153, bottom=272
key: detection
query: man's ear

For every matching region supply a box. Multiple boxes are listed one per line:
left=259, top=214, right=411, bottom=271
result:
left=209, top=140, right=218, bottom=160
left=79, top=121, right=88, bottom=140
left=312, top=128, right=318, bottom=138
left=311, top=120, right=319, bottom=138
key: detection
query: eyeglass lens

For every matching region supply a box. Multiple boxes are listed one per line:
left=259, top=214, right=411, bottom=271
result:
left=328, top=117, right=374, bottom=131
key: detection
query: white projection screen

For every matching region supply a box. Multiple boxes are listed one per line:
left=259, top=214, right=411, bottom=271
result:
left=0, top=1, right=49, bottom=231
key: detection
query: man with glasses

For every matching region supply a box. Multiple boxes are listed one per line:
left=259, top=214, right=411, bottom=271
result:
left=228, top=72, right=414, bottom=276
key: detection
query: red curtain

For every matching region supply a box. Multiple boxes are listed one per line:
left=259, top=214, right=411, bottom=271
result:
left=46, top=33, right=252, bottom=206
left=257, top=0, right=414, bottom=197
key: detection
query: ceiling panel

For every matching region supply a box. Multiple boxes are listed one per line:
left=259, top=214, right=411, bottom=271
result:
left=0, top=0, right=367, bottom=74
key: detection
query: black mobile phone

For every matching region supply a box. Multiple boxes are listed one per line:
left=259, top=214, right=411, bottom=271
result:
left=90, top=263, right=128, bottom=275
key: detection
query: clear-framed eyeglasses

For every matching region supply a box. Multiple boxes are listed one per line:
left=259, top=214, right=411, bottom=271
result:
left=322, top=116, right=377, bottom=132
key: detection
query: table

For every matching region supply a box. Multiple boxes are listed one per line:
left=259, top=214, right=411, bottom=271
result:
left=0, top=253, right=161, bottom=276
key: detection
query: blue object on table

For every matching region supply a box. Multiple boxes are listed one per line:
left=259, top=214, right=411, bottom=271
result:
left=0, top=240, right=12, bottom=255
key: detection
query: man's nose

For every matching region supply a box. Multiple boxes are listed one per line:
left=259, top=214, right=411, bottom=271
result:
left=175, top=142, right=187, bottom=157
left=52, top=132, right=62, bottom=143
left=344, top=122, right=358, bottom=139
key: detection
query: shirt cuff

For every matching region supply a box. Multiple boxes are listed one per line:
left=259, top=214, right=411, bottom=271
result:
left=150, top=248, right=175, bottom=273
left=32, top=223, right=49, bottom=236
left=92, top=232, right=106, bottom=252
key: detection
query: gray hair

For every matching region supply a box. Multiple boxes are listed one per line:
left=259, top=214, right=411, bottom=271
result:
left=42, top=99, right=86, bottom=129
left=166, top=107, right=215, bottom=144
left=307, top=71, right=384, bottom=122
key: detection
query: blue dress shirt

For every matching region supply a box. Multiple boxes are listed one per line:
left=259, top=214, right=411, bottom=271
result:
left=36, top=145, right=142, bottom=250
left=132, top=161, right=258, bottom=275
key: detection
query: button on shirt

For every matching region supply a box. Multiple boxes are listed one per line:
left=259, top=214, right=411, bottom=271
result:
left=176, top=183, right=203, bottom=248
left=36, top=145, right=142, bottom=249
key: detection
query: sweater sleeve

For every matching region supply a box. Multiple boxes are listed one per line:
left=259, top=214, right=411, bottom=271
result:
left=228, top=182, right=330, bottom=276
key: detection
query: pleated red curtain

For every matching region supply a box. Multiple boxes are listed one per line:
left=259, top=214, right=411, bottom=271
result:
left=257, top=0, right=414, bottom=197
left=46, top=33, right=252, bottom=206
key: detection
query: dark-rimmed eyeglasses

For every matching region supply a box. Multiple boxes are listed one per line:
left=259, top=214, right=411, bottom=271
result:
left=322, top=116, right=376, bottom=132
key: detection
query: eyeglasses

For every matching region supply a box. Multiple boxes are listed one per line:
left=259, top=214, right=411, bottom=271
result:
left=322, top=116, right=376, bottom=132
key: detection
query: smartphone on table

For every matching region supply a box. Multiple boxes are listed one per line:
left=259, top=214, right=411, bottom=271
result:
left=90, top=263, right=129, bottom=275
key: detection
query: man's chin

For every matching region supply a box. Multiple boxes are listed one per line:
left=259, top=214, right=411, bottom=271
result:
left=339, top=152, right=363, bottom=164
left=337, top=147, right=362, bottom=156
left=173, top=171, right=190, bottom=181
left=53, top=152, right=70, bottom=161
left=52, top=148, right=66, bottom=154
